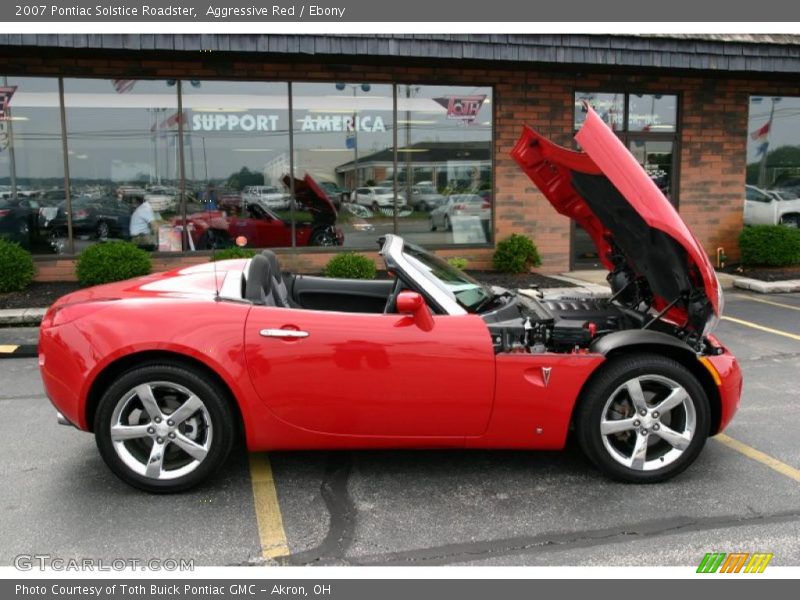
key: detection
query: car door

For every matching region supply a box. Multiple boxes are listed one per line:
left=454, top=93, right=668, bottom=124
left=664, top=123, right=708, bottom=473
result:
left=244, top=305, right=495, bottom=438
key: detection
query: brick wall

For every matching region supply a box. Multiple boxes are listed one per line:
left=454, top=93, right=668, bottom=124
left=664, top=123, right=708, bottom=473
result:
left=4, top=46, right=798, bottom=280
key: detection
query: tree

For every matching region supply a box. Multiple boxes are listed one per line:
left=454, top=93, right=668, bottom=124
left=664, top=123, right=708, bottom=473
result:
left=226, top=166, right=264, bottom=191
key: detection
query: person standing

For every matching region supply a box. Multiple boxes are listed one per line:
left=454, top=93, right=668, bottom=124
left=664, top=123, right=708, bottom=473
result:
left=129, top=196, right=157, bottom=249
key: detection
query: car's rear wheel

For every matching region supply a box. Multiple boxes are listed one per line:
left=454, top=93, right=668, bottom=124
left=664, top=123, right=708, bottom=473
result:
left=574, top=354, right=710, bottom=483
left=780, top=214, right=800, bottom=228
left=94, top=364, right=234, bottom=493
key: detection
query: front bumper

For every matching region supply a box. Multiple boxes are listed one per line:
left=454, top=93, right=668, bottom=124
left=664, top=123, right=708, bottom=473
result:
left=705, top=349, right=743, bottom=434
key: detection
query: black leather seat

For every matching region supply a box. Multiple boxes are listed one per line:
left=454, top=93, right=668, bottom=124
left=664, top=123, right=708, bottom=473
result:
left=261, top=250, right=291, bottom=308
left=244, top=254, right=276, bottom=305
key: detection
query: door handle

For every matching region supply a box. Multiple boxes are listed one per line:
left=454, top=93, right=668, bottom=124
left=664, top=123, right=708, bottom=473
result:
left=260, top=328, right=309, bottom=339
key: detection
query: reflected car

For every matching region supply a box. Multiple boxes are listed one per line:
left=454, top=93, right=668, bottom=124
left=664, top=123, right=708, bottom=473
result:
left=429, top=194, right=491, bottom=231
left=39, top=107, right=740, bottom=492
left=0, top=196, right=61, bottom=250
left=744, top=184, right=800, bottom=227
left=177, top=174, right=344, bottom=249
left=242, top=185, right=292, bottom=211
left=46, top=196, right=133, bottom=240
left=408, top=183, right=446, bottom=212
left=351, top=186, right=407, bottom=211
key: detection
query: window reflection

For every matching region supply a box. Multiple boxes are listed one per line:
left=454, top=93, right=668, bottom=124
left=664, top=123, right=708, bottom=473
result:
left=397, top=85, right=493, bottom=246
left=63, top=78, right=179, bottom=253
left=293, top=82, right=394, bottom=248
left=0, top=77, right=64, bottom=253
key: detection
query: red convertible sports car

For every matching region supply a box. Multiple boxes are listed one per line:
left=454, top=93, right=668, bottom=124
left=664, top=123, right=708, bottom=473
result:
left=39, top=108, right=741, bottom=492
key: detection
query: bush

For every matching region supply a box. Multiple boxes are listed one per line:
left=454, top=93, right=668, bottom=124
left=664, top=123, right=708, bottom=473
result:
left=76, top=241, right=152, bottom=286
left=739, top=225, right=800, bottom=266
left=324, top=252, right=377, bottom=279
left=0, top=239, right=35, bottom=293
left=447, top=256, right=469, bottom=270
left=209, top=247, right=257, bottom=261
left=492, top=234, right=541, bottom=273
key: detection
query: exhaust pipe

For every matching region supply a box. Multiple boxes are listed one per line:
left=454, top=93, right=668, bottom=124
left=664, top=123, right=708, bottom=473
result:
left=56, top=411, right=74, bottom=428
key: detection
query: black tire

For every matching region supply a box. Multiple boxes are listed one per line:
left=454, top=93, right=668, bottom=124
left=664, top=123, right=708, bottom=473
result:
left=780, top=215, right=800, bottom=228
left=430, top=218, right=437, bottom=231
left=310, top=228, right=337, bottom=247
left=94, top=363, right=235, bottom=493
left=574, top=353, right=710, bottom=483
left=96, top=221, right=110, bottom=239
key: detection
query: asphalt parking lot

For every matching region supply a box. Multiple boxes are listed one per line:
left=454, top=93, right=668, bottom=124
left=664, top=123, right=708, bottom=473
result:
left=1, top=291, right=799, bottom=567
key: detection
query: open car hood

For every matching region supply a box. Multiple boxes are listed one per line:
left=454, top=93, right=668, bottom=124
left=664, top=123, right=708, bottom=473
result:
left=510, top=107, right=720, bottom=334
left=282, top=174, right=338, bottom=222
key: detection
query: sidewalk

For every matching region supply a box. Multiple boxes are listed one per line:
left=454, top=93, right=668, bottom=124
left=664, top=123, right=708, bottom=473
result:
left=561, top=269, right=744, bottom=292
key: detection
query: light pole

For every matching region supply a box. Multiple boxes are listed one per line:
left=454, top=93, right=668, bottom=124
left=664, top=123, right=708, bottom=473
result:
left=336, top=82, right=371, bottom=189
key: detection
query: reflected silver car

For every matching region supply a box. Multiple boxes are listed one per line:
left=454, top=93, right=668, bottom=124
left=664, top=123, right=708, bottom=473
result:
left=430, top=194, right=490, bottom=231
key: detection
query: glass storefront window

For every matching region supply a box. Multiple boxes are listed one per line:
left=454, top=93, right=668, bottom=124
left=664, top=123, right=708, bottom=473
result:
left=575, top=92, right=624, bottom=131
left=628, top=94, right=677, bottom=132
left=397, top=85, right=493, bottom=246
left=572, top=91, right=679, bottom=268
left=4, top=77, right=497, bottom=256
left=293, top=82, right=394, bottom=249
left=180, top=80, right=292, bottom=250
left=63, top=78, right=179, bottom=253
left=0, top=77, right=65, bottom=254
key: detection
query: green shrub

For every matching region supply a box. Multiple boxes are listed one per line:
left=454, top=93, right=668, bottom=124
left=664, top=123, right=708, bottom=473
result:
left=492, top=234, right=542, bottom=273
left=0, top=239, right=35, bottom=293
left=739, top=225, right=800, bottom=266
left=209, top=247, right=257, bottom=261
left=324, top=252, right=377, bottom=279
left=447, top=256, right=469, bottom=270
left=76, top=241, right=152, bottom=286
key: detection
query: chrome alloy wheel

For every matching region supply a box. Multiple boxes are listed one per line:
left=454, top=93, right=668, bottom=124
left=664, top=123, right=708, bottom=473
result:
left=599, top=375, right=697, bottom=472
left=109, top=382, right=213, bottom=480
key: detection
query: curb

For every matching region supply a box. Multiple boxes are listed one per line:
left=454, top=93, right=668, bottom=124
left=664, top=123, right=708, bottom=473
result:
left=0, top=308, right=46, bottom=326
left=733, top=277, right=800, bottom=294
left=0, top=344, right=38, bottom=359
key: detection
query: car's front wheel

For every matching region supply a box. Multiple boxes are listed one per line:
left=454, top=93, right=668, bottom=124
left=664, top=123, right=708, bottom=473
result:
left=574, top=354, right=710, bottom=483
left=94, top=363, right=235, bottom=493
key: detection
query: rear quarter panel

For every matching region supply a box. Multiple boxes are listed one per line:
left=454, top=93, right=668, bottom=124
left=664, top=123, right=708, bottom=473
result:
left=39, top=298, right=259, bottom=443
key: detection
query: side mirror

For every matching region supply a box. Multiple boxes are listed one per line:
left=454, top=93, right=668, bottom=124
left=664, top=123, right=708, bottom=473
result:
left=396, top=291, right=434, bottom=331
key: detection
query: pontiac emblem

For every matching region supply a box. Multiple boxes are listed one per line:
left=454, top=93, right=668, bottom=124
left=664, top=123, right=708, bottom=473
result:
left=541, top=367, right=552, bottom=387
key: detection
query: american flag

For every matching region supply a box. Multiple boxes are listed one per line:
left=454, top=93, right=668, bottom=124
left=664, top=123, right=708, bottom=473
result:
left=0, top=86, right=17, bottom=119
left=750, top=120, right=771, bottom=141
left=112, top=79, right=137, bottom=94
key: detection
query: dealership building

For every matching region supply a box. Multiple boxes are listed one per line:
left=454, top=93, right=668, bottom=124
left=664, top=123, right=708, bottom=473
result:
left=2, top=33, right=800, bottom=279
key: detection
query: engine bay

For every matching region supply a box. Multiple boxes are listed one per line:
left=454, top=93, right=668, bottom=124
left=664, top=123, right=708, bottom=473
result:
left=480, top=264, right=716, bottom=356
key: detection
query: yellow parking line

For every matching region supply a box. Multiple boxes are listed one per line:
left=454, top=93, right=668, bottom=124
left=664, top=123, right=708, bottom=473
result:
left=732, top=294, right=800, bottom=312
left=249, top=453, right=290, bottom=559
left=715, top=434, right=800, bottom=484
left=0, top=345, right=20, bottom=353
left=721, top=316, right=800, bottom=342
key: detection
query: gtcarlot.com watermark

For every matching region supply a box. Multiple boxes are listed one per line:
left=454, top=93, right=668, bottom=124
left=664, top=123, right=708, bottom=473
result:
left=14, top=554, right=194, bottom=572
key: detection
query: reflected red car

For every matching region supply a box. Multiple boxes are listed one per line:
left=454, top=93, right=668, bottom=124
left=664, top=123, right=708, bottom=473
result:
left=177, top=175, right=343, bottom=249
left=40, top=108, right=740, bottom=492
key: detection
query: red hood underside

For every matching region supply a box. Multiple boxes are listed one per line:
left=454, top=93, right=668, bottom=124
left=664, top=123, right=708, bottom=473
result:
left=510, top=107, right=719, bottom=326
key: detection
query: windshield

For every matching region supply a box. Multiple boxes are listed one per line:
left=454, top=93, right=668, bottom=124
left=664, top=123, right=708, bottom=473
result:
left=402, top=242, right=492, bottom=312
left=373, top=187, right=392, bottom=195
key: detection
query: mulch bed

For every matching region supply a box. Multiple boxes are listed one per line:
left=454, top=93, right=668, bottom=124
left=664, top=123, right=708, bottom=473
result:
left=0, top=281, right=83, bottom=310
left=0, top=270, right=574, bottom=311
left=723, top=265, right=800, bottom=282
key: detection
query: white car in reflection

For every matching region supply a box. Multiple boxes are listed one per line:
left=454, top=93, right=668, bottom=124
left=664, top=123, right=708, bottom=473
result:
left=744, top=184, right=800, bottom=227
left=242, top=185, right=292, bottom=211
left=429, top=194, right=491, bottom=231
left=351, top=186, right=407, bottom=211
